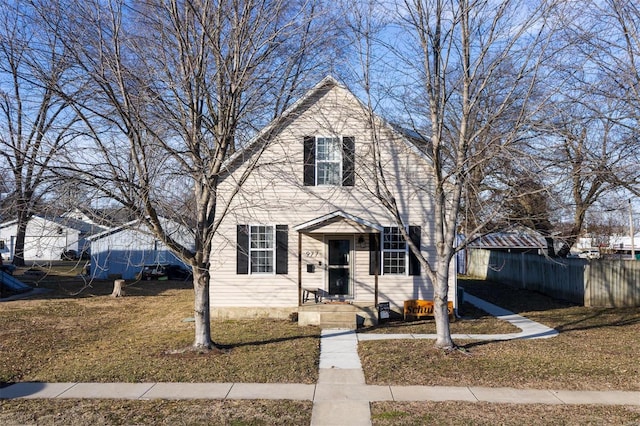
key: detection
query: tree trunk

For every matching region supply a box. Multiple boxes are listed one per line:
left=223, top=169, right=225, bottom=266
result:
left=192, top=268, right=214, bottom=350
left=545, top=236, right=556, bottom=257
left=433, top=258, right=455, bottom=349
left=12, top=212, right=29, bottom=267
left=111, top=279, right=125, bottom=297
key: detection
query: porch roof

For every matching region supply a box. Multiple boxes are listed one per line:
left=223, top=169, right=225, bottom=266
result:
left=293, top=210, right=383, bottom=234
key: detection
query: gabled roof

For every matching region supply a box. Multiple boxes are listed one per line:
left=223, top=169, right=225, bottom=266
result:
left=0, top=215, right=106, bottom=236
left=294, top=210, right=383, bottom=233
left=468, top=232, right=547, bottom=249
left=86, top=219, right=140, bottom=241
left=221, top=76, right=340, bottom=173
left=46, top=216, right=108, bottom=235
left=0, top=219, right=18, bottom=229
left=221, top=75, right=432, bottom=175
left=87, top=216, right=193, bottom=242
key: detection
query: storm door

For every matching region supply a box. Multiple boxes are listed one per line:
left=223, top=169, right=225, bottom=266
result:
left=327, top=237, right=352, bottom=296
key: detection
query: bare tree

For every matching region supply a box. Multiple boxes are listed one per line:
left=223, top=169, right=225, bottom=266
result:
left=534, top=101, right=633, bottom=255
left=0, top=0, right=79, bottom=266
left=591, top=0, right=640, bottom=197
left=50, top=0, right=335, bottom=350
left=359, top=0, right=556, bottom=349
left=523, top=0, right=640, bottom=254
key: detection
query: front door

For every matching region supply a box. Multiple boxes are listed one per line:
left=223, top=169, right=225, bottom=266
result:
left=327, top=237, right=352, bottom=297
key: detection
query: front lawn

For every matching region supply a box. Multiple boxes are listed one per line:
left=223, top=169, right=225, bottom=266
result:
left=0, top=278, right=319, bottom=384
left=359, top=278, right=640, bottom=391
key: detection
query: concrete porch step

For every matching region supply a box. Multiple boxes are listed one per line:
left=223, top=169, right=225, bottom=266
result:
left=320, top=322, right=357, bottom=329
left=298, top=303, right=378, bottom=329
left=320, top=311, right=356, bottom=329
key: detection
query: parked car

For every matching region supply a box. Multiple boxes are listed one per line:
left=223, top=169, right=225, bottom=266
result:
left=579, top=250, right=601, bottom=259
left=137, top=264, right=192, bottom=281
left=60, top=250, right=90, bottom=261
left=164, top=264, right=193, bottom=280
left=61, top=250, right=78, bottom=260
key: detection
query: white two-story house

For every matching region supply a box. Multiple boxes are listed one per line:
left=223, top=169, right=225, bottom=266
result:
left=210, top=76, right=456, bottom=325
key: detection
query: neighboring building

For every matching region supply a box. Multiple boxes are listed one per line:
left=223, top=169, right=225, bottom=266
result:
left=605, top=234, right=640, bottom=258
left=574, top=235, right=640, bottom=258
left=0, top=215, right=106, bottom=261
left=468, top=232, right=547, bottom=254
left=210, top=76, right=456, bottom=320
left=458, top=231, right=547, bottom=274
left=88, top=218, right=193, bottom=280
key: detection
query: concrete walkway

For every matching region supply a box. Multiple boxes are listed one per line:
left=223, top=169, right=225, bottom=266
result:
left=313, top=329, right=372, bottom=426
left=357, top=293, right=559, bottom=342
left=2, top=295, right=639, bottom=426
left=308, top=294, right=562, bottom=425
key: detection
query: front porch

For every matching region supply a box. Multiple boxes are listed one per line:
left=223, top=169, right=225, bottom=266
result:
left=298, top=299, right=378, bottom=329
left=292, top=211, right=386, bottom=330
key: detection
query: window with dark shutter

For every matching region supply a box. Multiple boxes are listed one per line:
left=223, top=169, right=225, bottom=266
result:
left=303, top=136, right=355, bottom=187
left=303, top=136, right=315, bottom=186
left=408, top=226, right=421, bottom=276
left=378, top=226, right=421, bottom=275
left=369, top=233, right=380, bottom=275
left=237, top=225, right=249, bottom=274
left=237, top=224, right=288, bottom=275
left=275, top=225, right=288, bottom=274
left=342, top=136, right=355, bottom=186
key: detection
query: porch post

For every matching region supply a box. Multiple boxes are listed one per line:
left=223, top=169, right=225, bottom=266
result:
left=298, top=231, right=302, bottom=306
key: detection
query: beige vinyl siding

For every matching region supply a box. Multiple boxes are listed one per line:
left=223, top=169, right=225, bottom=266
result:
left=353, top=239, right=375, bottom=302
left=210, top=82, right=454, bottom=312
left=300, top=234, right=324, bottom=292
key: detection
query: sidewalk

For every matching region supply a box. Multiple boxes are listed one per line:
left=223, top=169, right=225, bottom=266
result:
left=2, top=295, right=639, bottom=426
left=2, top=379, right=639, bottom=405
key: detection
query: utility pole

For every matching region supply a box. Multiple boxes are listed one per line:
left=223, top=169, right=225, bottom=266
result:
left=630, top=199, right=635, bottom=260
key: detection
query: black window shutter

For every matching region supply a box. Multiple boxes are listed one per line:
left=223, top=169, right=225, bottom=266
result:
left=342, top=136, right=355, bottom=186
left=408, top=226, right=421, bottom=276
left=237, top=224, right=249, bottom=274
left=275, top=225, right=288, bottom=274
left=369, top=233, right=380, bottom=275
left=303, top=136, right=315, bottom=186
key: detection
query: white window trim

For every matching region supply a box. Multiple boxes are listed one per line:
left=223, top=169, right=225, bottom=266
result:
left=315, top=136, right=342, bottom=186
left=381, top=226, right=408, bottom=276
left=249, top=224, right=276, bottom=275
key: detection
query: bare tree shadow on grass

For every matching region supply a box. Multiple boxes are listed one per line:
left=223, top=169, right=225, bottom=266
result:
left=2, top=273, right=194, bottom=301
left=460, top=278, right=578, bottom=314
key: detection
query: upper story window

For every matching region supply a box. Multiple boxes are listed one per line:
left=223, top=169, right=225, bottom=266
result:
left=304, top=136, right=354, bottom=187
left=316, top=137, right=342, bottom=185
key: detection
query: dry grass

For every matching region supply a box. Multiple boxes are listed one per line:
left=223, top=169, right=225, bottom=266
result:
left=3, top=268, right=640, bottom=424
left=0, top=399, right=312, bottom=425
left=359, top=278, right=640, bottom=391
left=1, top=268, right=319, bottom=384
left=371, top=401, right=640, bottom=425
left=3, top=400, right=639, bottom=426
left=0, top=267, right=515, bottom=386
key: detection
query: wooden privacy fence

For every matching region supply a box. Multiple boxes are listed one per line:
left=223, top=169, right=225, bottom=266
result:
left=467, top=249, right=640, bottom=307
